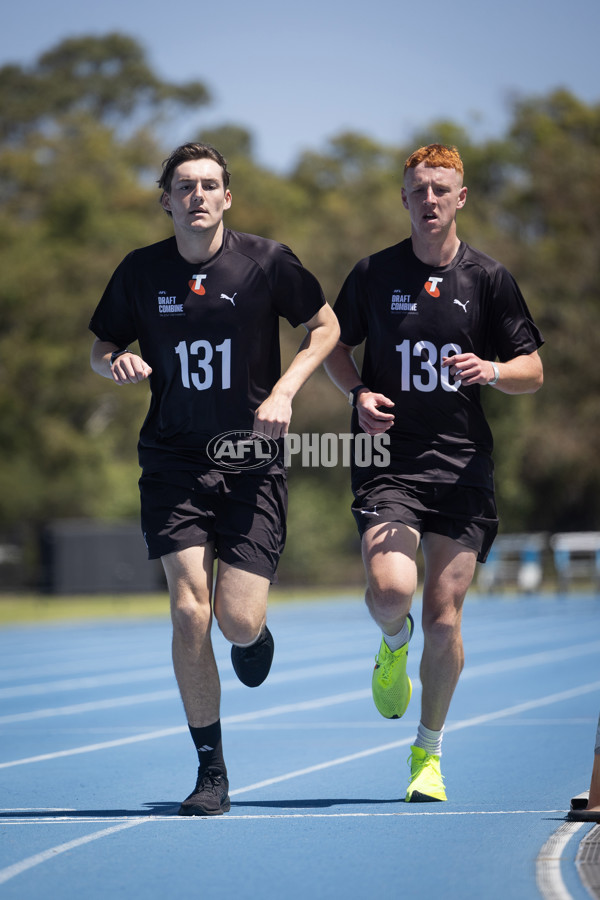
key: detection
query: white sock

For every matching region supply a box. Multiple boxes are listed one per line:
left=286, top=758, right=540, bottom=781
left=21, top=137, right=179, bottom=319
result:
left=232, top=627, right=264, bottom=649
left=414, top=722, right=444, bottom=757
left=383, top=618, right=411, bottom=652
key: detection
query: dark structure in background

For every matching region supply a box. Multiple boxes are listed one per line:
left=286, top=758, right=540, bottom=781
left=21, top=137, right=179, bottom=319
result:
left=41, top=520, right=165, bottom=594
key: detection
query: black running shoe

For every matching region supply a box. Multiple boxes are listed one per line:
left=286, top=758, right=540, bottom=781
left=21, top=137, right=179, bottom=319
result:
left=178, top=768, right=230, bottom=817
left=231, top=626, right=274, bottom=687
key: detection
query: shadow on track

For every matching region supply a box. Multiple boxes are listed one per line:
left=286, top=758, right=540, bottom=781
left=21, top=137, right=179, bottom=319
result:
left=0, top=803, right=180, bottom=818
left=230, top=797, right=403, bottom=809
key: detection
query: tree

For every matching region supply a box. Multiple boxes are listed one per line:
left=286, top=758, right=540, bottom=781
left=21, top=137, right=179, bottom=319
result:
left=1, top=34, right=598, bottom=588
left=0, top=35, right=211, bottom=576
left=488, top=90, right=600, bottom=531
left=0, top=33, right=210, bottom=141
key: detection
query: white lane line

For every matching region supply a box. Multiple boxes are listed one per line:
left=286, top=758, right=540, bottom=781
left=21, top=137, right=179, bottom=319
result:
left=2, top=681, right=600, bottom=772
left=0, top=660, right=368, bottom=701
left=0, top=668, right=175, bottom=699
left=0, top=690, right=371, bottom=769
left=0, top=727, right=187, bottom=770
left=536, top=821, right=585, bottom=900
left=229, top=681, right=600, bottom=796
left=0, top=819, right=147, bottom=886
left=0, top=688, right=371, bottom=726
left=224, top=689, right=370, bottom=723
left=212, top=682, right=600, bottom=798
left=0, top=691, right=180, bottom=724
left=445, top=682, right=600, bottom=735
left=4, top=639, right=600, bottom=722
left=0, top=809, right=572, bottom=824
left=1, top=683, right=597, bottom=886
left=461, top=641, right=600, bottom=679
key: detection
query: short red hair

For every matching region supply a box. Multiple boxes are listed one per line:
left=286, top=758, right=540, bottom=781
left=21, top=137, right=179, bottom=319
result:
left=404, top=144, right=464, bottom=177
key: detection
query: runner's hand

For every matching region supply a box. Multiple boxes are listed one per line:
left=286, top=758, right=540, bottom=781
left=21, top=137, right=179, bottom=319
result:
left=111, top=353, right=152, bottom=385
left=253, top=393, right=293, bottom=440
left=356, top=391, right=395, bottom=436
left=442, top=353, right=494, bottom=386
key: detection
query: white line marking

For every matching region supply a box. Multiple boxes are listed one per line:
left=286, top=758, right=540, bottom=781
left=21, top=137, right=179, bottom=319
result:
left=0, top=690, right=180, bottom=724
left=0, top=690, right=371, bottom=769
left=0, top=727, right=187, bottom=769
left=0, top=668, right=174, bottom=699
left=445, top=682, right=600, bottom=734
left=158, top=809, right=568, bottom=819
left=2, top=682, right=600, bottom=772
left=3, top=638, right=600, bottom=703
left=461, top=641, right=600, bottom=679
left=0, top=809, right=571, bottom=824
left=4, top=639, right=600, bottom=725
left=224, top=689, right=370, bottom=723
left=2, top=682, right=598, bottom=886
left=536, top=821, right=585, bottom=900
left=0, top=819, right=147, bottom=885
left=0, top=660, right=368, bottom=700
left=231, top=681, right=600, bottom=796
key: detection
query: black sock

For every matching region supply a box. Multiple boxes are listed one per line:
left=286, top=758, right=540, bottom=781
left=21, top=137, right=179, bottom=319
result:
left=188, top=721, right=227, bottom=776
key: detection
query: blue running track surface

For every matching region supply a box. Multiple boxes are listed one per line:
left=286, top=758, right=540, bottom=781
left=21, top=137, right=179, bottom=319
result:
left=0, top=592, right=599, bottom=899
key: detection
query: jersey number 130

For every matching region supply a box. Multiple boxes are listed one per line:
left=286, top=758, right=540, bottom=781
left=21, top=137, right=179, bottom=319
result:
left=395, top=340, right=462, bottom=392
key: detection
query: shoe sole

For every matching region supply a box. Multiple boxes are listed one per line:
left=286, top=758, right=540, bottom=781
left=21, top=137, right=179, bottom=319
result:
left=406, top=790, right=446, bottom=803
left=178, top=796, right=231, bottom=816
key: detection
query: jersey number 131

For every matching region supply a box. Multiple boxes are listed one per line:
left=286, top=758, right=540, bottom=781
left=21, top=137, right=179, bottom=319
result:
left=175, top=339, right=232, bottom=391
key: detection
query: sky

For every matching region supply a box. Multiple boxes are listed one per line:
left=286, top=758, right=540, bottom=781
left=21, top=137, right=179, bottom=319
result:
left=2, top=0, right=599, bottom=173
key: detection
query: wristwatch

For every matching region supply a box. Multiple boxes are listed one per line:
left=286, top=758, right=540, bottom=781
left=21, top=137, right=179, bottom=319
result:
left=348, top=384, right=367, bottom=407
left=488, top=362, right=500, bottom=385
left=110, top=349, right=129, bottom=367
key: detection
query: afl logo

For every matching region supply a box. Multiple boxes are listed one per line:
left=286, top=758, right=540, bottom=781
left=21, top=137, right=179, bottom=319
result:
left=207, top=430, right=280, bottom=470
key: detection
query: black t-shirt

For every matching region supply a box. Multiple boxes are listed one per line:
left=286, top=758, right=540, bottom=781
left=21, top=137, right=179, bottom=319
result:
left=334, top=239, right=544, bottom=490
left=89, top=229, right=325, bottom=473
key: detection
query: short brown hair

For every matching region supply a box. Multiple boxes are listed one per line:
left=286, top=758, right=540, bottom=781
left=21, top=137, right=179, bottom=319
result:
left=158, top=142, right=231, bottom=193
left=404, top=144, right=464, bottom=177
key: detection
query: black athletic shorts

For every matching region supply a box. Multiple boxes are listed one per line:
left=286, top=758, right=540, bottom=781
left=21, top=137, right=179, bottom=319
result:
left=351, top=474, right=498, bottom=563
left=139, top=469, right=288, bottom=582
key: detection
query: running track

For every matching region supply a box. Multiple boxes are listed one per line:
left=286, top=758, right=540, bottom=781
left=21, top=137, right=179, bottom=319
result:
left=0, top=593, right=599, bottom=899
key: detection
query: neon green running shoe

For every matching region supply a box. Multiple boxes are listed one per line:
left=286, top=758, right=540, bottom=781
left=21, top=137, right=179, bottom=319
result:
left=371, top=613, right=414, bottom=719
left=405, top=745, right=447, bottom=802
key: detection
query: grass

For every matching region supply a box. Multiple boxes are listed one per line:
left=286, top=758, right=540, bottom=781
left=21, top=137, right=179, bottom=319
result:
left=1, top=581, right=593, bottom=626
left=0, top=587, right=363, bottom=626
left=0, top=593, right=171, bottom=625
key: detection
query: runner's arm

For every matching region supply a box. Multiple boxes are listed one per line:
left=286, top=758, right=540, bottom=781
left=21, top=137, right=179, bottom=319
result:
left=324, top=341, right=395, bottom=436
left=442, top=349, right=543, bottom=394
left=90, top=338, right=152, bottom=385
left=253, top=303, right=340, bottom=439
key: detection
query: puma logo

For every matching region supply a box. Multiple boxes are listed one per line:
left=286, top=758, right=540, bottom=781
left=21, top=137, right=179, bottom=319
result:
left=453, top=298, right=470, bottom=313
left=220, top=292, right=237, bottom=306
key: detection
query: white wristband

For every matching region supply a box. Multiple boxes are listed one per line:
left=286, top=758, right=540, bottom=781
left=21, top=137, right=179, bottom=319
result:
left=488, top=362, right=500, bottom=385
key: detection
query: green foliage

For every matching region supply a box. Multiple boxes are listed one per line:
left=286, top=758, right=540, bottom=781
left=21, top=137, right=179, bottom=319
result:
left=0, top=34, right=597, bottom=588
left=0, top=33, right=210, bottom=139
left=497, top=91, right=600, bottom=530
left=0, top=34, right=203, bottom=563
